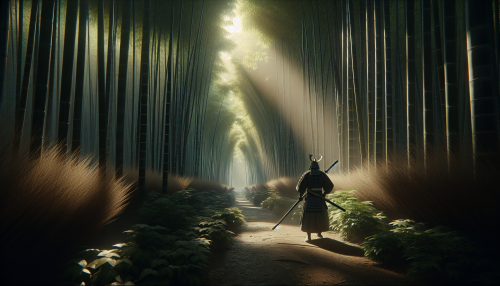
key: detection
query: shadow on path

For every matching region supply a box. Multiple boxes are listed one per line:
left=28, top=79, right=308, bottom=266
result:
left=207, top=197, right=419, bottom=285
left=308, top=238, right=365, bottom=257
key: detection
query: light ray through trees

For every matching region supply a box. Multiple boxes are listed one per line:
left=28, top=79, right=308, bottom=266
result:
left=0, top=0, right=499, bottom=192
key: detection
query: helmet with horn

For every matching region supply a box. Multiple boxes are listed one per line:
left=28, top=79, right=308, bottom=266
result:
left=308, top=154, right=323, bottom=172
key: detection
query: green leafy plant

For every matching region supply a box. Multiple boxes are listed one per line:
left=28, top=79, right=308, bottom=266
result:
left=245, top=188, right=272, bottom=206
left=211, top=207, right=246, bottom=231
left=59, top=189, right=244, bottom=285
left=194, top=220, right=235, bottom=249
left=362, top=219, right=425, bottom=264
left=328, top=190, right=387, bottom=242
left=261, top=192, right=297, bottom=215
left=362, top=220, right=498, bottom=284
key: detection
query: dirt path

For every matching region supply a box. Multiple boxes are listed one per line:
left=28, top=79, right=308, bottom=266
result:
left=207, top=196, right=421, bottom=285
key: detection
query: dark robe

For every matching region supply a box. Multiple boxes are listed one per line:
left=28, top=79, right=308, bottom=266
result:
left=296, top=170, right=334, bottom=233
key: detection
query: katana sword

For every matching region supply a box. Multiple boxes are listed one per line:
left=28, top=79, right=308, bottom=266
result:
left=325, top=160, right=339, bottom=174
left=272, top=159, right=342, bottom=230
left=306, top=189, right=346, bottom=212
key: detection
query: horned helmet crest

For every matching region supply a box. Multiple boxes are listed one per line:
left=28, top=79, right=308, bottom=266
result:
left=308, top=154, right=323, bottom=170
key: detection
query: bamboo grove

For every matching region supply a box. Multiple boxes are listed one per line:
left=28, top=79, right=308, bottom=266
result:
left=235, top=0, right=499, bottom=183
left=1, top=0, right=499, bottom=190
left=0, top=0, right=237, bottom=197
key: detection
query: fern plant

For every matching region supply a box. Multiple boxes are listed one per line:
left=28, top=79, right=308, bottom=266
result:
left=328, top=190, right=387, bottom=242
left=211, top=207, right=246, bottom=231
left=362, top=221, right=498, bottom=284
left=59, top=189, right=244, bottom=285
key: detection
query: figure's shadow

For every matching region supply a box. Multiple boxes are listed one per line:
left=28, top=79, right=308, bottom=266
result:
left=307, top=238, right=365, bottom=257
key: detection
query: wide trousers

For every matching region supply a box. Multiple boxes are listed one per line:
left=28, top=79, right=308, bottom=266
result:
left=300, top=202, right=330, bottom=233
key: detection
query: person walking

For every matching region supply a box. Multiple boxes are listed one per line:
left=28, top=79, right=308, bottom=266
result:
left=296, top=156, right=334, bottom=241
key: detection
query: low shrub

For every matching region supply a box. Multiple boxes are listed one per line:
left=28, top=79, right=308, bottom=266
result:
left=59, top=189, right=244, bottom=285
left=59, top=224, right=211, bottom=285
left=362, top=220, right=499, bottom=284
left=328, top=190, right=387, bottom=242
left=261, top=192, right=297, bottom=215
left=211, top=207, right=246, bottom=231
left=244, top=187, right=272, bottom=206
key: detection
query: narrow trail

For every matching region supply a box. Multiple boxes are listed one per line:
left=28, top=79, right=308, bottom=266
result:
left=207, top=196, right=420, bottom=285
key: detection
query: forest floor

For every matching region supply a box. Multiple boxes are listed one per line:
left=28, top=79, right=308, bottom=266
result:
left=86, top=195, right=425, bottom=285
left=205, top=195, right=424, bottom=286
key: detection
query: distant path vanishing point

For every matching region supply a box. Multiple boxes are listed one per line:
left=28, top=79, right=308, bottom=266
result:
left=207, top=196, right=421, bottom=285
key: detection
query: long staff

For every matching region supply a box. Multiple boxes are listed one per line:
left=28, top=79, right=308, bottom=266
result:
left=271, top=160, right=340, bottom=230
left=271, top=192, right=307, bottom=230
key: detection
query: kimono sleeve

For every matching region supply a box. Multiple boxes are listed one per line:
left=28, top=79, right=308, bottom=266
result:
left=296, top=171, right=310, bottom=196
left=322, top=172, right=334, bottom=194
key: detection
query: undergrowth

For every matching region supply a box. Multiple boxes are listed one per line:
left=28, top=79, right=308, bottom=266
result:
left=262, top=187, right=499, bottom=284
left=363, top=220, right=498, bottom=285
left=325, top=190, right=498, bottom=285
left=244, top=186, right=272, bottom=206
left=327, top=190, right=388, bottom=243
left=261, top=191, right=302, bottom=222
left=59, top=189, right=245, bottom=285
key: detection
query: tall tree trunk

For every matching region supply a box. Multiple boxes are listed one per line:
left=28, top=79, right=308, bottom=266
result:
left=346, top=0, right=363, bottom=170
left=71, top=0, right=88, bottom=158
left=57, top=0, right=78, bottom=155
left=421, top=0, right=433, bottom=169
left=442, top=0, right=459, bottom=169
left=366, top=0, right=375, bottom=165
left=162, top=0, right=174, bottom=194
left=465, top=0, right=500, bottom=169
left=31, top=0, right=55, bottom=157
left=97, top=0, right=107, bottom=173
left=14, top=0, right=39, bottom=154
left=106, top=0, right=115, bottom=167
left=374, top=0, right=384, bottom=164
left=347, top=0, right=354, bottom=170
left=115, top=0, right=131, bottom=178
left=432, top=0, right=445, bottom=139
left=341, top=0, right=348, bottom=172
left=15, top=1, right=23, bottom=121
left=406, top=0, right=416, bottom=166
left=0, top=0, right=9, bottom=107
left=383, top=0, right=393, bottom=165
left=138, top=0, right=150, bottom=199
left=357, top=0, right=367, bottom=165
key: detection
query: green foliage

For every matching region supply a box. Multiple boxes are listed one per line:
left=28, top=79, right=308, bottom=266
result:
left=136, top=192, right=195, bottom=230
left=261, top=192, right=297, bottom=215
left=291, top=204, right=303, bottom=222
left=60, top=189, right=244, bottom=285
left=245, top=188, right=272, bottom=206
left=328, top=190, right=387, bottom=242
left=194, top=220, right=235, bottom=250
left=362, top=221, right=499, bottom=284
left=211, top=207, right=246, bottom=231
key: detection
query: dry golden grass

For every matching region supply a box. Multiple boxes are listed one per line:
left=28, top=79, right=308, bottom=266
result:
left=263, top=148, right=499, bottom=239
left=0, top=144, right=133, bottom=245
left=144, top=169, right=234, bottom=195
left=0, top=128, right=133, bottom=284
left=265, top=177, right=299, bottom=198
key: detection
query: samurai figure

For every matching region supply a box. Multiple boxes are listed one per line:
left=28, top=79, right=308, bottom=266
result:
left=296, top=155, right=334, bottom=241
